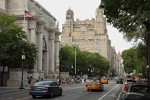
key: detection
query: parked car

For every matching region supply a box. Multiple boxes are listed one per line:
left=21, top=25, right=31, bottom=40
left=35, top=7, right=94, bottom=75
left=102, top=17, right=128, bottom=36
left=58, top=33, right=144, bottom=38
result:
left=29, top=81, right=62, bottom=99
left=122, top=84, right=150, bottom=100
left=136, top=79, right=148, bottom=85
left=123, top=79, right=136, bottom=93
left=86, top=79, right=104, bottom=92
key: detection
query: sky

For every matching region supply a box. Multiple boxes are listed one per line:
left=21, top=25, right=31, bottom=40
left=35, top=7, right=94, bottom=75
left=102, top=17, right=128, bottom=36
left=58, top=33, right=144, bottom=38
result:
left=35, top=0, right=133, bottom=53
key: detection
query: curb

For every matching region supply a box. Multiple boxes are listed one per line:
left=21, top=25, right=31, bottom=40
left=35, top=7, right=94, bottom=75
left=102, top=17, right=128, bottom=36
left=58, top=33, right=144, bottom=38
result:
left=0, top=88, right=29, bottom=94
left=0, top=83, right=84, bottom=94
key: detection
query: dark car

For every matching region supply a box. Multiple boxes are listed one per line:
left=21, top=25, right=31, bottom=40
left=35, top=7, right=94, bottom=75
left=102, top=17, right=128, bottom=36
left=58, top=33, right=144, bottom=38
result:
left=116, top=78, right=124, bottom=84
left=122, top=84, right=150, bottom=100
left=29, top=81, right=62, bottom=99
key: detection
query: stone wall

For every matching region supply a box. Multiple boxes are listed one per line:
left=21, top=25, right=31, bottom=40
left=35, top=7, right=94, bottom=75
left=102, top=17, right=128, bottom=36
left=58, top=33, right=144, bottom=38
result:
left=7, top=68, right=28, bottom=87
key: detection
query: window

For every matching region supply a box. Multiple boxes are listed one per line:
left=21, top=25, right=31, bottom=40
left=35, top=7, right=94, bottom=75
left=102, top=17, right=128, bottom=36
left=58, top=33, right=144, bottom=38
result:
left=51, top=82, right=58, bottom=86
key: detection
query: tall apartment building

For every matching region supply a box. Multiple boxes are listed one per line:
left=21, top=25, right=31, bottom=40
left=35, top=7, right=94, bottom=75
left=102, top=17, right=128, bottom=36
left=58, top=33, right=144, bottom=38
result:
left=61, top=7, right=114, bottom=64
left=0, top=0, right=61, bottom=86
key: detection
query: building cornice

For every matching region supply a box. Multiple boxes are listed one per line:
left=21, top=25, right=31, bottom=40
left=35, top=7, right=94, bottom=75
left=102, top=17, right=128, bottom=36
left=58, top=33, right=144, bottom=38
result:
left=34, top=0, right=57, bottom=21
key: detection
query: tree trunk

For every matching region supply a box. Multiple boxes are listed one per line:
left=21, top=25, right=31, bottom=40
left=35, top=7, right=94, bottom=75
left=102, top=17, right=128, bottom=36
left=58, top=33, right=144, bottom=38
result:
left=147, top=42, right=150, bottom=85
left=145, top=20, right=150, bottom=85
left=144, top=20, right=150, bottom=85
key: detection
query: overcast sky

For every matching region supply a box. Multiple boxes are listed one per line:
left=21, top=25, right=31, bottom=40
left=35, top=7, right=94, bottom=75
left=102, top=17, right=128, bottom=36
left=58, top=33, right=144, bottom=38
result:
left=35, top=0, right=133, bottom=53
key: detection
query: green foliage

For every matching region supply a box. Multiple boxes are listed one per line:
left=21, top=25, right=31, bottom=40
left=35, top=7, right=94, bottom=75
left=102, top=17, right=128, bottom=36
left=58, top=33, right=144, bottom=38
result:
left=100, top=0, right=150, bottom=42
left=59, top=45, right=110, bottom=76
left=0, top=12, right=37, bottom=68
left=122, top=48, right=137, bottom=73
left=122, top=44, right=147, bottom=77
left=100, top=0, right=150, bottom=29
left=100, top=0, right=150, bottom=78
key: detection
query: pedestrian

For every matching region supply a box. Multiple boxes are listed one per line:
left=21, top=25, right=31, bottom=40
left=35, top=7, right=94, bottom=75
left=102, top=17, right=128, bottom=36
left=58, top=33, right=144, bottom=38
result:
left=27, top=76, right=32, bottom=87
left=41, top=77, right=43, bottom=81
left=36, top=77, right=40, bottom=82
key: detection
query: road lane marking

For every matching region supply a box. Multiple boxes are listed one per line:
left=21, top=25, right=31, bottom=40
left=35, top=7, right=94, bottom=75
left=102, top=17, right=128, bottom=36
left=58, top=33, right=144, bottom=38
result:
left=98, top=84, right=119, bottom=100
left=107, top=94, right=117, bottom=97
left=117, top=85, right=123, bottom=100
left=16, top=96, right=31, bottom=100
left=64, top=86, right=85, bottom=91
left=0, top=98, right=13, bottom=100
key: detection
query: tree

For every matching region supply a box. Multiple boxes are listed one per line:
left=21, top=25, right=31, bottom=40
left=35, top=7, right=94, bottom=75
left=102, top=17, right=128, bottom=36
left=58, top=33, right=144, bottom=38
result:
left=59, top=45, right=110, bottom=77
left=0, top=12, right=37, bottom=68
left=122, top=44, right=147, bottom=78
left=100, top=0, right=150, bottom=84
left=59, top=45, right=75, bottom=72
left=135, top=43, right=147, bottom=78
left=122, top=48, right=137, bottom=73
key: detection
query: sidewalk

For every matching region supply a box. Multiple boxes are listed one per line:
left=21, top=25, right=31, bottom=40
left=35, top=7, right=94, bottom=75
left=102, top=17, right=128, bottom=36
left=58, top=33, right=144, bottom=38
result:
left=0, top=86, right=30, bottom=94
left=0, top=83, right=84, bottom=94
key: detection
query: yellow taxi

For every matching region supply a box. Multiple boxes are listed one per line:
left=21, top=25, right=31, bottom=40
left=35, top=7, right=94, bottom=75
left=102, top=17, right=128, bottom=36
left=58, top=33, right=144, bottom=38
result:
left=86, top=79, right=104, bottom=91
left=100, top=77, right=108, bottom=84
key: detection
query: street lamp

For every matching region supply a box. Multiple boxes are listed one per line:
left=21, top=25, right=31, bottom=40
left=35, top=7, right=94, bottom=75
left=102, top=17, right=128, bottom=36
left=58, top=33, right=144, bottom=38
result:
left=19, top=53, right=25, bottom=89
left=59, top=65, right=61, bottom=86
left=71, top=66, right=74, bottom=78
left=117, top=59, right=120, bottom=75
left=74, top=43, right=77, bottom=77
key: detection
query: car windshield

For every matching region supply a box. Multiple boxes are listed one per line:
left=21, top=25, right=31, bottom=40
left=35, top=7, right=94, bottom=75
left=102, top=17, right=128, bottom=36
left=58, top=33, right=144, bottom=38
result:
left=34, top=81, right=51, bottom=86
left=86, top=79, right=99, bottom=83
left=101, top=77, right=107, bottom=80
left=127, top=80, right=136, bottom=83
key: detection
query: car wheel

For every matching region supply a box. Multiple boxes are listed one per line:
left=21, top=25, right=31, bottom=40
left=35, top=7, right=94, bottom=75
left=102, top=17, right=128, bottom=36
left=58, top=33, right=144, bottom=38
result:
left=32, top=95, right=36, bottom=99
left=50, top=91, right=54, bottom=98
left=59, top=90, right=62, bottom=96
left=100, top=87, right=104, bottom=91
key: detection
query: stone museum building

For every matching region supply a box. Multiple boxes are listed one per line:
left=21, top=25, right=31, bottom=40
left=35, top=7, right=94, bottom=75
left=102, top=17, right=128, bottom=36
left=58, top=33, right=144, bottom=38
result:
left=0, top=0, right=61, bottom=86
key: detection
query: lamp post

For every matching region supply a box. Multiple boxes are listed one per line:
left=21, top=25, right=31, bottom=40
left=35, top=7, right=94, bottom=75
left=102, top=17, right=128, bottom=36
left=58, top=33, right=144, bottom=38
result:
left=71, top=66, right=74, bottom=78
left=19, top=53, right=25, bottom=89
left=59, top=65, right=61, bottom=86
left=74, top=43, right=77, bottom=77
left=117, top=59, right=120, bottom=75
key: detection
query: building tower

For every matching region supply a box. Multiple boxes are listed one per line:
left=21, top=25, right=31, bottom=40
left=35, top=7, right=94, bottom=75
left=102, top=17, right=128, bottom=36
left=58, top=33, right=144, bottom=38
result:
left=95, top=8, right=107, bottom=34
left=63, top=8, right=74, bottom=36
left=61, top=7, right=115, bottom=62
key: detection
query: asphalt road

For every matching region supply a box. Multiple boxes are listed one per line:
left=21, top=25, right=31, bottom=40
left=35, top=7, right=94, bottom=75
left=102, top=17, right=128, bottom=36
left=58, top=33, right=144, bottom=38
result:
left=0, top=80, right=123, bottom=100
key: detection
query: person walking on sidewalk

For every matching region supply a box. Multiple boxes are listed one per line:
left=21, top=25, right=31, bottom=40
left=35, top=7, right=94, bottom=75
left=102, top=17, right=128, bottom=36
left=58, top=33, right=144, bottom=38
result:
left=27, top=76, right=32, bottom=87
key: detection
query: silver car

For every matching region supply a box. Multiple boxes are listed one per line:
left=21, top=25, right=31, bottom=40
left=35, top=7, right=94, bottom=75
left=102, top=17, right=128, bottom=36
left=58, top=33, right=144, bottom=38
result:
left=122, top=84, right=150, bottom=100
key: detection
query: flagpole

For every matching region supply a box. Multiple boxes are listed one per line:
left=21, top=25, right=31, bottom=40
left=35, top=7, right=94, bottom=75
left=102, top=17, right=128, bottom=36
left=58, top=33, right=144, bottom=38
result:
left=23, top=10, right=26, bottom=32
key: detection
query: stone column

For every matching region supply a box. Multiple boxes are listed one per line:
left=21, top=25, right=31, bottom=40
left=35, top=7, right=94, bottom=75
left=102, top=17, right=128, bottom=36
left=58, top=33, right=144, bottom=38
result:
left=0, top=0, right=8, bottom=10
left=29, top=19, right=37, bottom=71
left=49, top=27, right=56, bottom=74
left=55, top=29, right=61, bottom=73
left=30, top=26, right=36, bottom=43
left=29, top=1, right=36, bottom=44
left=37, top=31, right=43, bottom=72
left=36, top=8, right=45, bottom=73
left=44, top=51, right=49, bottom=77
